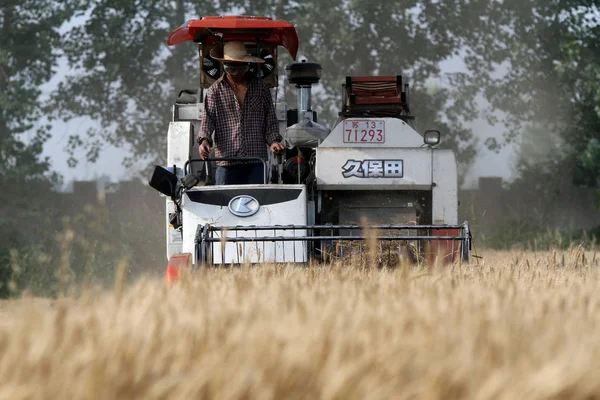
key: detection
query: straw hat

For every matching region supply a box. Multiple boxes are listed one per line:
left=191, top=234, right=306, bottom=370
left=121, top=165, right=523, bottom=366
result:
left=209, top=41, right=265, bottom=64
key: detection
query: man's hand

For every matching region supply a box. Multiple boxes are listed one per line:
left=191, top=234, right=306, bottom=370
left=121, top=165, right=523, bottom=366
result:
left=199, top=139, right=211, bottom=160
left=270, top=142, right=285, bottom=155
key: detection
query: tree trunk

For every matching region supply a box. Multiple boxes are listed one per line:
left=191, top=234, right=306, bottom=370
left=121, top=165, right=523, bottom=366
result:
left=0, top=4, right=13, bottom=92
left=172, top=0, right=186, bottom=91
left=0, top=5, right=14, bottom=143
left=274, top=0, right=287, bottom=20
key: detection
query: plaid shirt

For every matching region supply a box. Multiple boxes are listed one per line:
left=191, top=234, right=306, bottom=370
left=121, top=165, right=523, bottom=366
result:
left=198, top=75, right=282, bottom=166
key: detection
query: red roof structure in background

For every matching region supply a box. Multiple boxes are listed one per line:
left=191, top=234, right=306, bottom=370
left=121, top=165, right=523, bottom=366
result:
left=167, top=16, right=299, bottom=60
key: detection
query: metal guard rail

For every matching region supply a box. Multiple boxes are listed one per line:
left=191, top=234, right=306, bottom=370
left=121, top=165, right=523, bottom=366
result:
left=208, top=224, right=465, bottom=231
left=194, top=222, right=472, bottom=264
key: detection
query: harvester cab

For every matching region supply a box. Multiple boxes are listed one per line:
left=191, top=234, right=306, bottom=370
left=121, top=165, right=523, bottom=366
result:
left=149, top=15, right=472, bottom=277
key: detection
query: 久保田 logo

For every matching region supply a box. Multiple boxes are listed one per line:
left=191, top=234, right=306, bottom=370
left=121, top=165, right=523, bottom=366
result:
left=228, top=195, right=260, bottom=217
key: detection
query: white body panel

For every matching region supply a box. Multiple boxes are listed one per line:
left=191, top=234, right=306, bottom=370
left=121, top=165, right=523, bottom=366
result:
left=316, top=117, right=432, bottom=190
left=181, top=184, right=308, bottom=264
left=316, top=148, right=432, bottom=190
left=432, top=150, right=458, bottom=225
left=315, top=116, right=458, bottom=227
left=176, top=103, right=202, bottom=120
left=166, top=200, right=183, bottom=259
left=167, top=121, right=193, bottom=176
left=165, top=122, right=193, bottom=259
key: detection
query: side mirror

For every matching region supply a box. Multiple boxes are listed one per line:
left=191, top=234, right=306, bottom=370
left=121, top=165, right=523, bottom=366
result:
left=148, top=166, right=178, bottom=197
left=424, top=130, right=441, bottom=146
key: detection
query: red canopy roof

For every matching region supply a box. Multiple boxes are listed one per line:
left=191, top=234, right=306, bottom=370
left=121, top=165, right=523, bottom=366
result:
left=167, top=16, right=299, bottom=60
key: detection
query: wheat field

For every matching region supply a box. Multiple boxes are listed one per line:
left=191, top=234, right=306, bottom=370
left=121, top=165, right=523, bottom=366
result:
left=0, top=248, right=599, bottom=399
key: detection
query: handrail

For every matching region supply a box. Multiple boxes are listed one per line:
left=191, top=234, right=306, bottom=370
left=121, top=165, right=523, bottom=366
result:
left=184, top=157, right=268, bottom=184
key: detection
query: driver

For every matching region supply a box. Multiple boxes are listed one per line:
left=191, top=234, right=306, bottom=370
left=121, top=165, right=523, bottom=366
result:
left=197, top=41, right=285, bottom=185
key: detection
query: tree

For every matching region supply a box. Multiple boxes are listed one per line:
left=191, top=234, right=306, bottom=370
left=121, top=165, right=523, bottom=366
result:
left=0, top=1, right=88, bottom=298
left=468, top=1, right=600, bottom=208
left=558, top=12, right=600, bottom=208
left=52, top=0, right=487, bottom=176
left=0, top=1, right=82, bottom=183
left=51, top=0, right=227, bottom=172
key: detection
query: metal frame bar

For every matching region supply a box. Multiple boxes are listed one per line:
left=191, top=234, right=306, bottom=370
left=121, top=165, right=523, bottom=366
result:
left=201, top=235, right=465, bottom=243
left=194, top=222, right=472, bottom=265
left=209, top=224, right=464, bottom=231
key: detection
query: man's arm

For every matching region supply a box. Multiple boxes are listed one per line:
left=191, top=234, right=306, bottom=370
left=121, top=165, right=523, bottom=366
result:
left=198, top=89, right=215, bottom=147
left=263, top=85, right=282, bottom=146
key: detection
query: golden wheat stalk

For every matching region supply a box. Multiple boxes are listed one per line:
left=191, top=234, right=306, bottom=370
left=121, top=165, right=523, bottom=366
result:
left=0, top=250, right=598, bottom=399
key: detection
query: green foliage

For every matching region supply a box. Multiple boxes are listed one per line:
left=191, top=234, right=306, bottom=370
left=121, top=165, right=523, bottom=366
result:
left=0, top=1, right=83, bottom=181
left=0, top=250, right=14, bottom=299
left=473, top=220, right=599, bottom=252
left=0, top=2, right=168, bottom=297
left=460, top=2, right=600, bottom=208
left=50, top=0, right=221, bottom=171
left=463, top=180, right=600, bottom=251
left=0, top=179, right=165, bottom=299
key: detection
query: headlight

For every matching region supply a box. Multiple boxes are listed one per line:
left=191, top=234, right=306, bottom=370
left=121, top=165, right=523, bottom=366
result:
left=424, top=130, right=440, bottom=145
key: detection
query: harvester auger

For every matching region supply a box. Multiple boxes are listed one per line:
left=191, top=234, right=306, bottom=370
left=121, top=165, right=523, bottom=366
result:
left=148, top=15, right=472, bottom=279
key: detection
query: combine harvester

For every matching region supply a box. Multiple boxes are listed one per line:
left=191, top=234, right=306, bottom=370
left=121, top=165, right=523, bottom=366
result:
left=148, top=16, right=472, bottom=278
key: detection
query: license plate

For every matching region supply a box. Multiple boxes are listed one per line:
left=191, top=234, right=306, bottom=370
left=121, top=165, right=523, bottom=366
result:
left=343, top=120, right=385, bottom=143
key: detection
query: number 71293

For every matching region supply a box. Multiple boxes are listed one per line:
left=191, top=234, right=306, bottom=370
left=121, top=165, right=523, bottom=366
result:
left=342, top=120, right=385, bottom=143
